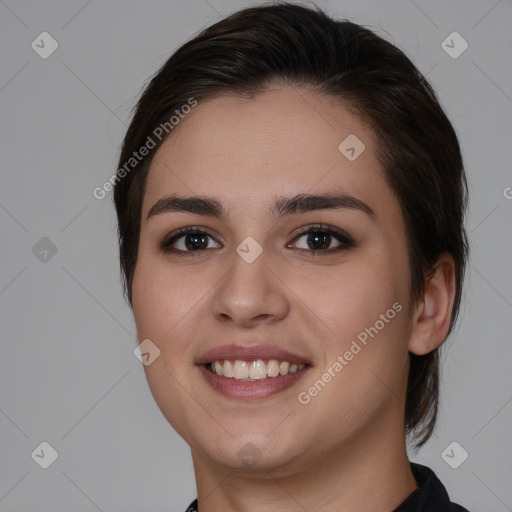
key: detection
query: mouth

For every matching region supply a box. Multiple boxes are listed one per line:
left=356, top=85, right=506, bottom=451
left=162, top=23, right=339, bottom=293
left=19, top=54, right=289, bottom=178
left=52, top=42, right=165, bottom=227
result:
left=196, top=344, right=312, bottom=400
left=206, top=359, right=307, bottom=379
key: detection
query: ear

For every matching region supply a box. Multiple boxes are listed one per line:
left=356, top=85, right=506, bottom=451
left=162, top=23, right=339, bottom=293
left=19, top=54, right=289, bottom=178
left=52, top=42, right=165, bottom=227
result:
left=408, top=253, right=457, bottom=355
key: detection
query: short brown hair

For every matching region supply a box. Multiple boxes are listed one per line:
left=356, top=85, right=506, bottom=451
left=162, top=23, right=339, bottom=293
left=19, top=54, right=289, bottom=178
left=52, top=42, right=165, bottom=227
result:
left=113, top=1, right=469, bottom=449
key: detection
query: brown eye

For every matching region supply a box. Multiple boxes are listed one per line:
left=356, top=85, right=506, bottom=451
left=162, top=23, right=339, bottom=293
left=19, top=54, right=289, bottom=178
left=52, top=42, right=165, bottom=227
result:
left=160, top=227, right=221, bottom=254
left=288, top=225, right=355, bottom=253
left=159, top=224, right=354, bottom=256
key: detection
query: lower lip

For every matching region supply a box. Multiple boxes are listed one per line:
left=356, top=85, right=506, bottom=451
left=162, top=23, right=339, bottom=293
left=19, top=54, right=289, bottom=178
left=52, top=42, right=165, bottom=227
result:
left=198, top=364, right=311, bottom=400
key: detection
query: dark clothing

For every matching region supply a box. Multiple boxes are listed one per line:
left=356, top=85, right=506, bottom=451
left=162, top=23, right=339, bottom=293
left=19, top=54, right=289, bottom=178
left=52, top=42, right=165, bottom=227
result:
left=394, top=463, right=470, bottom=511
left=185, top=462, right=470, bottom=511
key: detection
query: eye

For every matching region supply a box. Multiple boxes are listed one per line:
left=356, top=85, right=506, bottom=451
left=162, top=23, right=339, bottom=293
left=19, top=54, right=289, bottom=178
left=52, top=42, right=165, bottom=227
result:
left=159, top=227, right=221, bottom=254
left=159, top=223, right=355, bottom=256
left=287, top=224, right=355, bottom=253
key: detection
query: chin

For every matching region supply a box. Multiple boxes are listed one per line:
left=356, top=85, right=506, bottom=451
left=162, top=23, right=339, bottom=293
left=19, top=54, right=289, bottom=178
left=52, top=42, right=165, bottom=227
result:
left=190, top=429, right=307, bottom=473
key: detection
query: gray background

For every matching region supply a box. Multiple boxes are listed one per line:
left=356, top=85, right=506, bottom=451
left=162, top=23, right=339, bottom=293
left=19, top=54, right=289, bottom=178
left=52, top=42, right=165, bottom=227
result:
left=1, top=0, right=511, bottom=510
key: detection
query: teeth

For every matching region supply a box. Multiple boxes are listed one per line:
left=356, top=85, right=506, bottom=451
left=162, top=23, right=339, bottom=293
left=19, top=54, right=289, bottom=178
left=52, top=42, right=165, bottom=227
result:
left=223, top=359, right=234, bottom=378
left=249, top=360, right=267, bottom=379
left=267, top=359, right=280, bottom=377
left=208, top=359, right=306, bottom=380
left=233, top=360, right=249, bottom=379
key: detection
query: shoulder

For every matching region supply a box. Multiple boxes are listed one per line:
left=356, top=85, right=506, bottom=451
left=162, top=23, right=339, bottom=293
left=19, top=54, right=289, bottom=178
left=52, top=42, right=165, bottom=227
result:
left=184, top=499, right=198, bottom=512
left=394, top=462, right=471, bottom=512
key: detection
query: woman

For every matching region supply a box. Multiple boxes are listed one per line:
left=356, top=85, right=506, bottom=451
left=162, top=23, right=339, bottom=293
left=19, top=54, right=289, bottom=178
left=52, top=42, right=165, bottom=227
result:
left=113, top=3, right=470, bottom=511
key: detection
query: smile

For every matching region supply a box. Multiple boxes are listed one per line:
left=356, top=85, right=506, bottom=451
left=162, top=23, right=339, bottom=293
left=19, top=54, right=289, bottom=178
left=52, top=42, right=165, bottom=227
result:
left=206, top=359, right=307, bottom=380
left=199, top=359, right=310, bottom=400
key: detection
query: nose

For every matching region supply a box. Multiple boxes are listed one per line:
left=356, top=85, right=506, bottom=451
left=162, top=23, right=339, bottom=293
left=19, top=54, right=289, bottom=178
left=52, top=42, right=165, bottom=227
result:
left=211, top=245, right=290, bottom=328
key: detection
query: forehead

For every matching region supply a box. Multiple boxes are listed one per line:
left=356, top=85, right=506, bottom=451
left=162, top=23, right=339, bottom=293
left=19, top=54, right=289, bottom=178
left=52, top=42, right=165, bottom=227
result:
left=142, top=87, right=394, bottom=220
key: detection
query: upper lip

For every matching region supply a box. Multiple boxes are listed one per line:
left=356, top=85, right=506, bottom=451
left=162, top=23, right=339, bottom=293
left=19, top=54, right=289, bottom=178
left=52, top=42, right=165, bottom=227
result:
left=196, top=344, right=312, bottom=365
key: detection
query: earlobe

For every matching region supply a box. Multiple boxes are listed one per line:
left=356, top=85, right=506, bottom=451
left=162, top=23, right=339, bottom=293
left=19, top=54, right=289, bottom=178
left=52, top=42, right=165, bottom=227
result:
left=408, top=253, right=456, bottom=356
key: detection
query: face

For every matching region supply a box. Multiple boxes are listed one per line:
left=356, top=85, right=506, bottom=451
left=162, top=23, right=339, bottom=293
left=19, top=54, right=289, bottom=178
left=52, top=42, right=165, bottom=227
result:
left=132, top=86, right=415, bottom=474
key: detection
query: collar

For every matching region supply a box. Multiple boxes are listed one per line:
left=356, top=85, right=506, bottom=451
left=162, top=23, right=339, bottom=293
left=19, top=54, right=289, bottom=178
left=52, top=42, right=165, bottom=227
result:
left=393, top=462, right=469, bottom=511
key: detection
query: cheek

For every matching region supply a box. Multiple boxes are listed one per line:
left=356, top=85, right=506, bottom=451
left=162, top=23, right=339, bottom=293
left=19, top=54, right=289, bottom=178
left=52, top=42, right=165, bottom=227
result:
left=132, top=249, right=202, bottom=342
left=298, top=282, right=410, bottom=436
left=131, top=247, right=219, bottom=389
left=307, top=253, right=408, bottom=346
left=296, top=244, right=411, bottom=407
left=131, top=253, right=208, bottom=439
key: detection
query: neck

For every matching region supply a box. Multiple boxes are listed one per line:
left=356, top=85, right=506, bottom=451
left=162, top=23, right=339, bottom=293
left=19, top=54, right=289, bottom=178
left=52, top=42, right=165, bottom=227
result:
left=191, top=409, right=418, bottom=512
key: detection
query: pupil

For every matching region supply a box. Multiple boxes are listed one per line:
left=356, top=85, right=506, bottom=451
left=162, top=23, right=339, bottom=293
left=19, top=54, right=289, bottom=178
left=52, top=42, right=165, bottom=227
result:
left=308, top=232, right=330, bottom=250
left=186, top=233, right=207, bottom=250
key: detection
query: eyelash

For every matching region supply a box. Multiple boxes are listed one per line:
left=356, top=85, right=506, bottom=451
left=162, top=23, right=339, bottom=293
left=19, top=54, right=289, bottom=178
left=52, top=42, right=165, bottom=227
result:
left=158, top=224, right=355, bottom=256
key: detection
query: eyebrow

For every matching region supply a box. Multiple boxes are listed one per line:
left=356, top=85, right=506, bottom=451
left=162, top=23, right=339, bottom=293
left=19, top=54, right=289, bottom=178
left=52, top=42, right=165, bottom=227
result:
left=147, top=192, right=375, bottom=220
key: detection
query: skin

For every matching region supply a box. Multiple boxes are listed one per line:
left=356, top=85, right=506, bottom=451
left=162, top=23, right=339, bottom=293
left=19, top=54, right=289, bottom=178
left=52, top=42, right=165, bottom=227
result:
left=131, top=86, right=456, bottom=512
